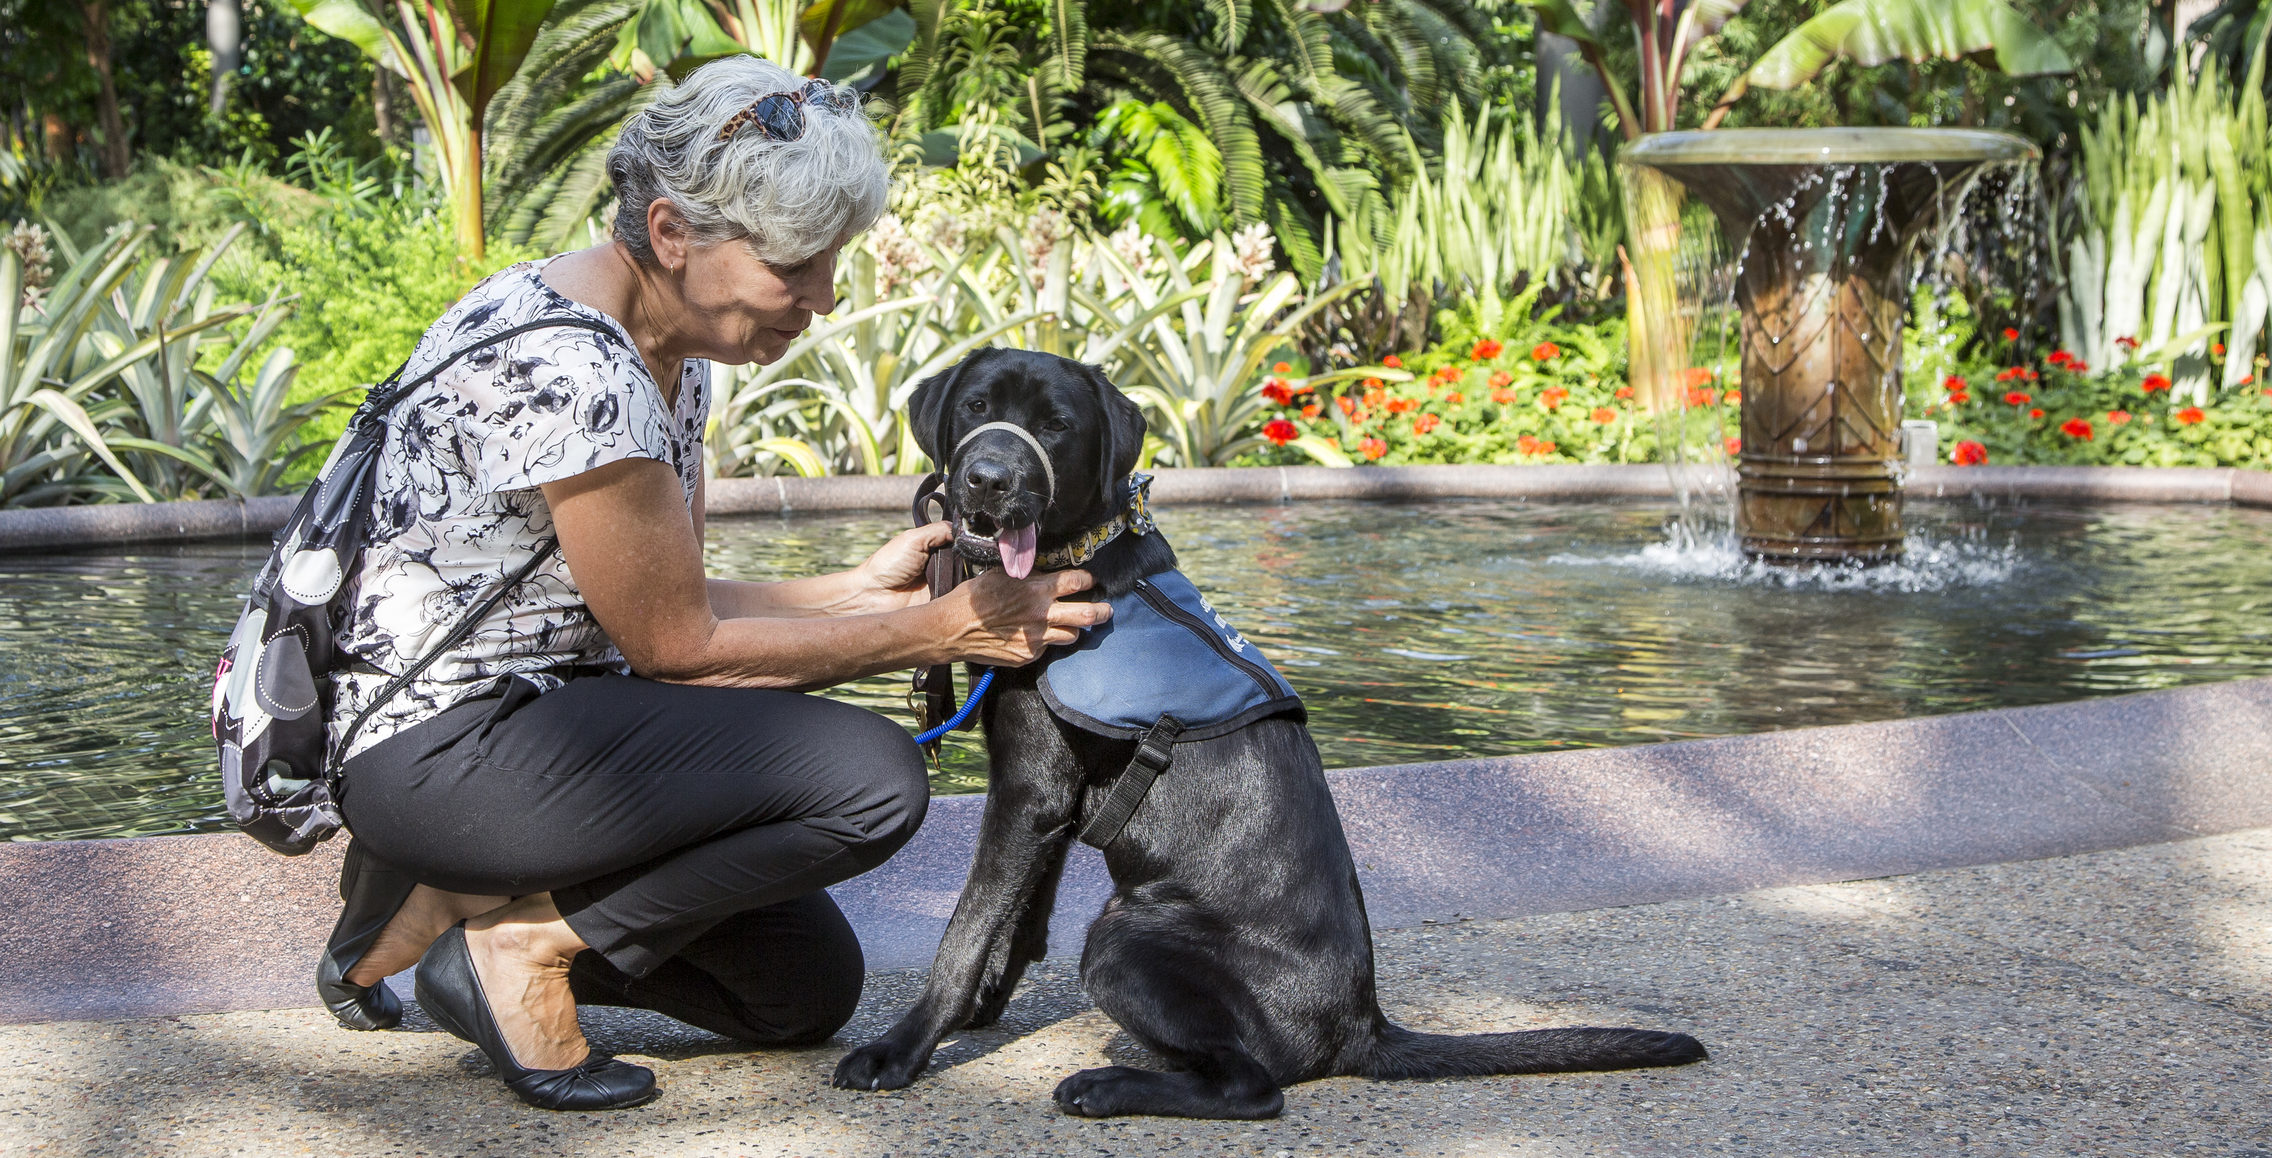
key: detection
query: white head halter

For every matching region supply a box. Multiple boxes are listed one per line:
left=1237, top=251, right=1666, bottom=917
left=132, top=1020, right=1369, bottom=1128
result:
left=953, top=421, right=1056, bottom=503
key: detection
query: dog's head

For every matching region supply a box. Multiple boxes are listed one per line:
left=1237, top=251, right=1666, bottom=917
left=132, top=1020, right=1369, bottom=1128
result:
left=906, top=348, right=1146, bottom=577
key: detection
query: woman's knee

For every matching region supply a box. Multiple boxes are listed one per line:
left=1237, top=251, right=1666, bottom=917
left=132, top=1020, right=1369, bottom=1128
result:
left=838, top=711, right=929, bottom=866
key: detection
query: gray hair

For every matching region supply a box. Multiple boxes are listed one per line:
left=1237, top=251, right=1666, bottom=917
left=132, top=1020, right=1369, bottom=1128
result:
left=606, top=56, right=888, bottom=267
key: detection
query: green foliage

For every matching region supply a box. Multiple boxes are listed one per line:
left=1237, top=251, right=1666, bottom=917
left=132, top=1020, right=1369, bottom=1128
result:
left=485, top=0, right=651, bottom=253
left=1927, top=349, right=2272, bottom=467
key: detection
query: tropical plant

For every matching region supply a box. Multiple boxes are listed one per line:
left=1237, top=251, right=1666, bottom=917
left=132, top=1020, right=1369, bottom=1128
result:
left=2057, top=55, right=2272, bottom=400
left=2, top=225, right=249, bottom=507
left=485, top=0, right=652, bottom=253
left=282, top=0, right=561, bottom=259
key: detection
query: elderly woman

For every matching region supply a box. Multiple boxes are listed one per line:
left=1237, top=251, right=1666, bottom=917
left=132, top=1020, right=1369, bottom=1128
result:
left=311, top=57, right=1108, bottom=1112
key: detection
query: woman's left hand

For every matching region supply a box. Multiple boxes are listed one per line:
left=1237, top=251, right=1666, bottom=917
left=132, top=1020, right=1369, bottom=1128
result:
left=850, top=521, right=955, bottom=612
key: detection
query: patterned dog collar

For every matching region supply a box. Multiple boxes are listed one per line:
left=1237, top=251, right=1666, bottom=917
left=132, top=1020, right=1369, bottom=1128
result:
left=1039, top=473, right=1155, bottom=570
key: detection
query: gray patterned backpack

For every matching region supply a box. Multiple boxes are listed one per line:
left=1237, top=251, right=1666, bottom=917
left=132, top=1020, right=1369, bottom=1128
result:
left=211, top=317, right=614, bottom=855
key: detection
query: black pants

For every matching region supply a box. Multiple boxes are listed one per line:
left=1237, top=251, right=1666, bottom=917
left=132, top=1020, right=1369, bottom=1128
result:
left=339, top=674, right=929, bottom=1043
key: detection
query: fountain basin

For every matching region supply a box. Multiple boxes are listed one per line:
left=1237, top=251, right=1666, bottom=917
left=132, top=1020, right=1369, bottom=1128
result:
left=1622, top=129, right=2041, bottom=563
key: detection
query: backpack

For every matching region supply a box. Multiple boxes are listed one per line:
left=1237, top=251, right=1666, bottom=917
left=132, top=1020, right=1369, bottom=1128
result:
left=211, top=317, right=616, bottom=856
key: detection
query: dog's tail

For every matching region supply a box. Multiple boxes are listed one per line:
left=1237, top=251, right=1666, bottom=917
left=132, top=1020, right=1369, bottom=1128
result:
left=1359, top=1022, right=1707, bottom=1080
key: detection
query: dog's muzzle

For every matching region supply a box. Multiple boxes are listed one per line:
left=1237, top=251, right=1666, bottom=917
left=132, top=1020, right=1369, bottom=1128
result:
left=950, top=422, right=1055, bottom=578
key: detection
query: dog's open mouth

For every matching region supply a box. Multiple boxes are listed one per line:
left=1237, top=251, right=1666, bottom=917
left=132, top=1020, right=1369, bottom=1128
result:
left=955, top=512, right=1039, bottom=579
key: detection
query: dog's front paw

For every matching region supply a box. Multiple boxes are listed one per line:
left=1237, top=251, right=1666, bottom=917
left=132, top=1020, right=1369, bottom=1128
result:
left=832, top=1038, right=932, bottom=1091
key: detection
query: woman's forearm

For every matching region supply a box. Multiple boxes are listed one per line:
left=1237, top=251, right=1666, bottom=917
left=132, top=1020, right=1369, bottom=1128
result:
left=706, top=573, right=876, bottom=619
left=652, top=601, right=951, bottom=690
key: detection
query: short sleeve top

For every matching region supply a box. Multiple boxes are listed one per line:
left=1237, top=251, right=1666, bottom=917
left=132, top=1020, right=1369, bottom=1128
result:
left=327, top=259, right=709, bottom=761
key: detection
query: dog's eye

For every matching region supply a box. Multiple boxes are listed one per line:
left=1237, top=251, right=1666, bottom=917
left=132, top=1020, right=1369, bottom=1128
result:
left=965, top=399, right=986, bottom=415
left=1040, top=417, right=1070, bottom=433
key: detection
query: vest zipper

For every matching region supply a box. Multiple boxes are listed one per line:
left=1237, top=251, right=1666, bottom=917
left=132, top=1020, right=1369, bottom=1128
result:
left=1132, top=579, right=1283, bottom=700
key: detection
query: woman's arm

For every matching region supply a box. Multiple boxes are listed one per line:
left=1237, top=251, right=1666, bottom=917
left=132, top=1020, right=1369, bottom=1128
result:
left=544, top=458, right=1107, bottom=689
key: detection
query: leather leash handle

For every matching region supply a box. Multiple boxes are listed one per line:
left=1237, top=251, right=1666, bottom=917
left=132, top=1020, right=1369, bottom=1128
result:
left=910, top=473, right=961, bottom=756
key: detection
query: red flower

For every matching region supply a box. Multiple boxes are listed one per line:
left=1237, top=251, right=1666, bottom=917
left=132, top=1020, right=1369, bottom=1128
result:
left=2029, top=408, right=2045, bottom=419
left=2141, top=373, right=2172, bottom=392
left=1684, top=367, right=1714, bottom=389
left=1262, top=419, right=1298, bottom=445
left=1942, top=374, right=1967, bottom=392
left=1530, top=341, right=1560, bottom=362
left=1952, top=440, right=1988, bottom=466
left=1360, top=436, right=1388, bottom=460
left=2242, top=374, right=2256, bottom=386
left=2002, top=328, right=2020, bottom=341
left=2060, top=417, right=2094, bottom=440
left=1540, top=386, right=1568, bottom=410
left=1445, top=391, right=1464, bottom=405
left=1412, top=413, right=1442, bottom=435
left=1336, top=395, right=1357, bottom=416
left=1301, top=402, right=1322, bottom=419
left=1614, top=385, right=1635, bottom=400
left=1591, top=407, right=1616, bottom=424
left=2004, top=391, right=2031, bottom=405
left=2114, top=336, right=2139, bottom=351
left=1260, top=379, right=1295, bottom=406
left=1996, top=367, right=2020, bottom=381
left=1724, top=436, right=1743, bottom=455
left=1272, top=361, right=1293, bottom=375
left=2176, top=407, right=2206, bottom=425
left=2212, top=343, right=2226, bottom=356
left=1362, top=377, right=1384, bottom=390
left=2068, top=360, right=2089, bottom=374
left=1471, top=339, right=1503, bottom=360
left=2020, top=368, right=2038, bottom=381
left=2048, top=349, right=2074, bottom=366
left=1488, top=370, right=1512, bottom=387
left=1946, top=390, right=1972, bottom=405
left=2107, top=409, right=2131, bottom=425
left=1382, top=355, right=1404, bottom=369
left=1490, top=387, right=1518, bottom=404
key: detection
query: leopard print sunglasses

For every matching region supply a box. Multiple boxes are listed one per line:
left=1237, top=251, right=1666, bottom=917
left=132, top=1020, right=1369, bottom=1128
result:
left=715, top=79, right=859, bottom=142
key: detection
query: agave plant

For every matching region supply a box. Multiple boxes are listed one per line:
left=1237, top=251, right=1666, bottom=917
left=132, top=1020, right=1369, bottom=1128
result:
left=2, top=227, right=248, bottom=507
left=1102, top=232, right=1367, bottom=468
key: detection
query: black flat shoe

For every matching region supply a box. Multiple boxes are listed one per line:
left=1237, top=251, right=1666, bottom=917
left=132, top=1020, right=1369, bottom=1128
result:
left=316, top=840, right=418, bottom=1031
left=414, top=924, right=658, bottom=1111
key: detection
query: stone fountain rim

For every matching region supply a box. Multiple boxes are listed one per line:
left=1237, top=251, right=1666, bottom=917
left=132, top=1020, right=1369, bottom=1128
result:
left=1621, top=127, right=2041, bottom=168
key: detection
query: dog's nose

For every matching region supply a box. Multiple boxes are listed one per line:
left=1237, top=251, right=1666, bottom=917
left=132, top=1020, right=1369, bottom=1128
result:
left=964, top=459, right=1014, bottom=501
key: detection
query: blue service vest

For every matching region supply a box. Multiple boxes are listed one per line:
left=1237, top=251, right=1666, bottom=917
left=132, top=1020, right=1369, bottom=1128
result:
left=1037, top=569, right=1305, bottom=741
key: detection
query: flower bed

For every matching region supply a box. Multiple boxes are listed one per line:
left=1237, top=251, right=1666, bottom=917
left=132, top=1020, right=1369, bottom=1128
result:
left=1924, top=336, right=2272, bottom=469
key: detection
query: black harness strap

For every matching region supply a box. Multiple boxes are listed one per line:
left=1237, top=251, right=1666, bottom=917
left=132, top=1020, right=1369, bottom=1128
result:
left=1078, top=713, right=1185, bottom=850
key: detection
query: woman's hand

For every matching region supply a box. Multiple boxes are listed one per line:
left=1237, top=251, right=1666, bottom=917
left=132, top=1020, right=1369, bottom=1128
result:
left=848, top=521, right=955, bottom=613
left=932, top=568, right=1112, bottom=667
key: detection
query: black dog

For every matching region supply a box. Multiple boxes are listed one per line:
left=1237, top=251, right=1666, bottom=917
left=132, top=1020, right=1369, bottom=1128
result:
left=832, top=347, right=1706, bottom=1118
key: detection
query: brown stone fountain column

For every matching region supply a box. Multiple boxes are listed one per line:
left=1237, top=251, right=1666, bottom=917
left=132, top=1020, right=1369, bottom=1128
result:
left=1621, top=130, right=2038, bottom=564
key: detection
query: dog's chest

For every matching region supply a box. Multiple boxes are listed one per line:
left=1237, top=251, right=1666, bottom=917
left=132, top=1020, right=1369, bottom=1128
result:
left=1037, top=569, right=1304, bottom=742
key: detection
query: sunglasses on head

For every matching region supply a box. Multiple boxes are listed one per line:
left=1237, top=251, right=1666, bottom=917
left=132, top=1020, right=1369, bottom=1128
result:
left=715, top=79, right=858, bottom=143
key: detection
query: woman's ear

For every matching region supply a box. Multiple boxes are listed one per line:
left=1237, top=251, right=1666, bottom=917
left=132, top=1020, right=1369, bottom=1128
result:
left=647, top=200, right=691, bottom=272
left=1089, top=364, right=1147, bottom=504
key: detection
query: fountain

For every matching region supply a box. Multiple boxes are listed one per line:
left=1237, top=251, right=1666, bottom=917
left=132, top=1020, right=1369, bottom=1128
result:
left=1622, top=128, right=2040, bottom=563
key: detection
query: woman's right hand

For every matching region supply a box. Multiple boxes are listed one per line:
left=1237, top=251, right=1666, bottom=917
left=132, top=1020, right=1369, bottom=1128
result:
left=934, top=568, right=1113, bottom=666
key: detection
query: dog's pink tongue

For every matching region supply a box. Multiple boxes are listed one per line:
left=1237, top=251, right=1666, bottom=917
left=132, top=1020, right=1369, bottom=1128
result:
left=997, top=525, right=1038, bottom=579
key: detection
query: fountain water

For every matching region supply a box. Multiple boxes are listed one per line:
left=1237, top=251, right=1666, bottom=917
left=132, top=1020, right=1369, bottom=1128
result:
left=1623, top=128, right=2041, bottom=563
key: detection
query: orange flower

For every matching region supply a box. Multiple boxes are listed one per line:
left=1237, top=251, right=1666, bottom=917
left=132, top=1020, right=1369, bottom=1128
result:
left=1724, top=436, right=1742, bottom=455
left=1490, top=387, right=1518, bottom=404
left=1516, top=434, right=1542, bottom=455
left=2106, top=409, right=2131, bottom=425
left=1591, top=407, right=1616, bottom=424
left=1336, top=395, right=1357, bottom=416
left=1614, top=385, right=1635, bottom=399
left=1364, top=387, right=1388, bottom=409
left=1262, top=419, right=1298, bottom=445
left=2212, top=343, right=2226, bottom=356
left=1301, top=402, right=1322, bottom=419
left=1386, top=397, right=1418, bottom=414
left=2060, top=417, right=2093, bottom=440
left=2141, top=373, right=2171, bottom=392
left=1272, top=361, right=1293, bottom=375
left=1260, top=379, right=1295, bottom=406
left=1360, top=436, right=1388, bottom=459
left=1382, top=354, right=1403, bottom=368
left=1686, top=386, right=1719, bottom=408
left=1471, top=339, right=1503, bottom=360
left=1488, top=370, right=1512, bottom=387
left=1412, top=413, right=1442, bottom=435
left=1362, top=377, right=1384, bottom=390
left=1684, top=367, right=1714, bottom=389
left=1540, top=386, right=1568, bottom=410
left=2176, top=406, right=2206, bottom=425
left=1538, top=440, right=1557, bottom=454
left=1952, top=440, right=1987, bottom=465
left=2003, top=391, right=2031, bottom=406
left=1445, top=391, right=1464, bottom=404
left=1530, top=341, right=1560, bottom=362
left=1724, top=389, right=1741, bottom=405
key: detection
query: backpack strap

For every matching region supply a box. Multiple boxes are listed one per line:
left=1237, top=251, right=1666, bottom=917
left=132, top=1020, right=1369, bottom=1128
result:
left=355, top=316, right=627, bottom=431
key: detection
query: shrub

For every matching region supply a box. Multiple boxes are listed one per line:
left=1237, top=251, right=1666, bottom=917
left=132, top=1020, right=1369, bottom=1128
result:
left=1924, top=348, right=2272, bottom=468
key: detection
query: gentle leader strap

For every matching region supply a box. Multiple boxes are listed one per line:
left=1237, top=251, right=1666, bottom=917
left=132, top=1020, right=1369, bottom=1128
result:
left=954, top=421, right=1056, bottom=502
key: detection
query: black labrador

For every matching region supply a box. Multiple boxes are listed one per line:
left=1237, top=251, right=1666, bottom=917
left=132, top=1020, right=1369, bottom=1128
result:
left=832, top=347, right=1706, bottom=1118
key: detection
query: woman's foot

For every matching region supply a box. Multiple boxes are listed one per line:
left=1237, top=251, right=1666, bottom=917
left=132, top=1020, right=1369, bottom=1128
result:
left=343, top=885, right=510, bottom=988
left=462, top=893, right=594, bottom=1071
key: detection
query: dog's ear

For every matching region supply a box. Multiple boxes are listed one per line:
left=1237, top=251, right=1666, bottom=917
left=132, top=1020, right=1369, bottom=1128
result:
left=1088, top=363, right=1147, bottom=505
left=905, top=353, right=977, bottom=469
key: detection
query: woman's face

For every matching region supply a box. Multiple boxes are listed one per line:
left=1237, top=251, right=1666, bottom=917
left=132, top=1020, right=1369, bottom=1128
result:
left=676, top=236, right=841, bottom=367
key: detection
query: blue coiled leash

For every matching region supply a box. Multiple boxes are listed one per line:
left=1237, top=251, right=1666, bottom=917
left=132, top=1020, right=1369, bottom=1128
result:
left=909, top=474, right=991, bottom=754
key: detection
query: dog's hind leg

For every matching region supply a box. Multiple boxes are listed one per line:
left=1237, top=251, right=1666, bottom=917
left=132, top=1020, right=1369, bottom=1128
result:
left=1054, top=918, right=1285, bottom=1120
